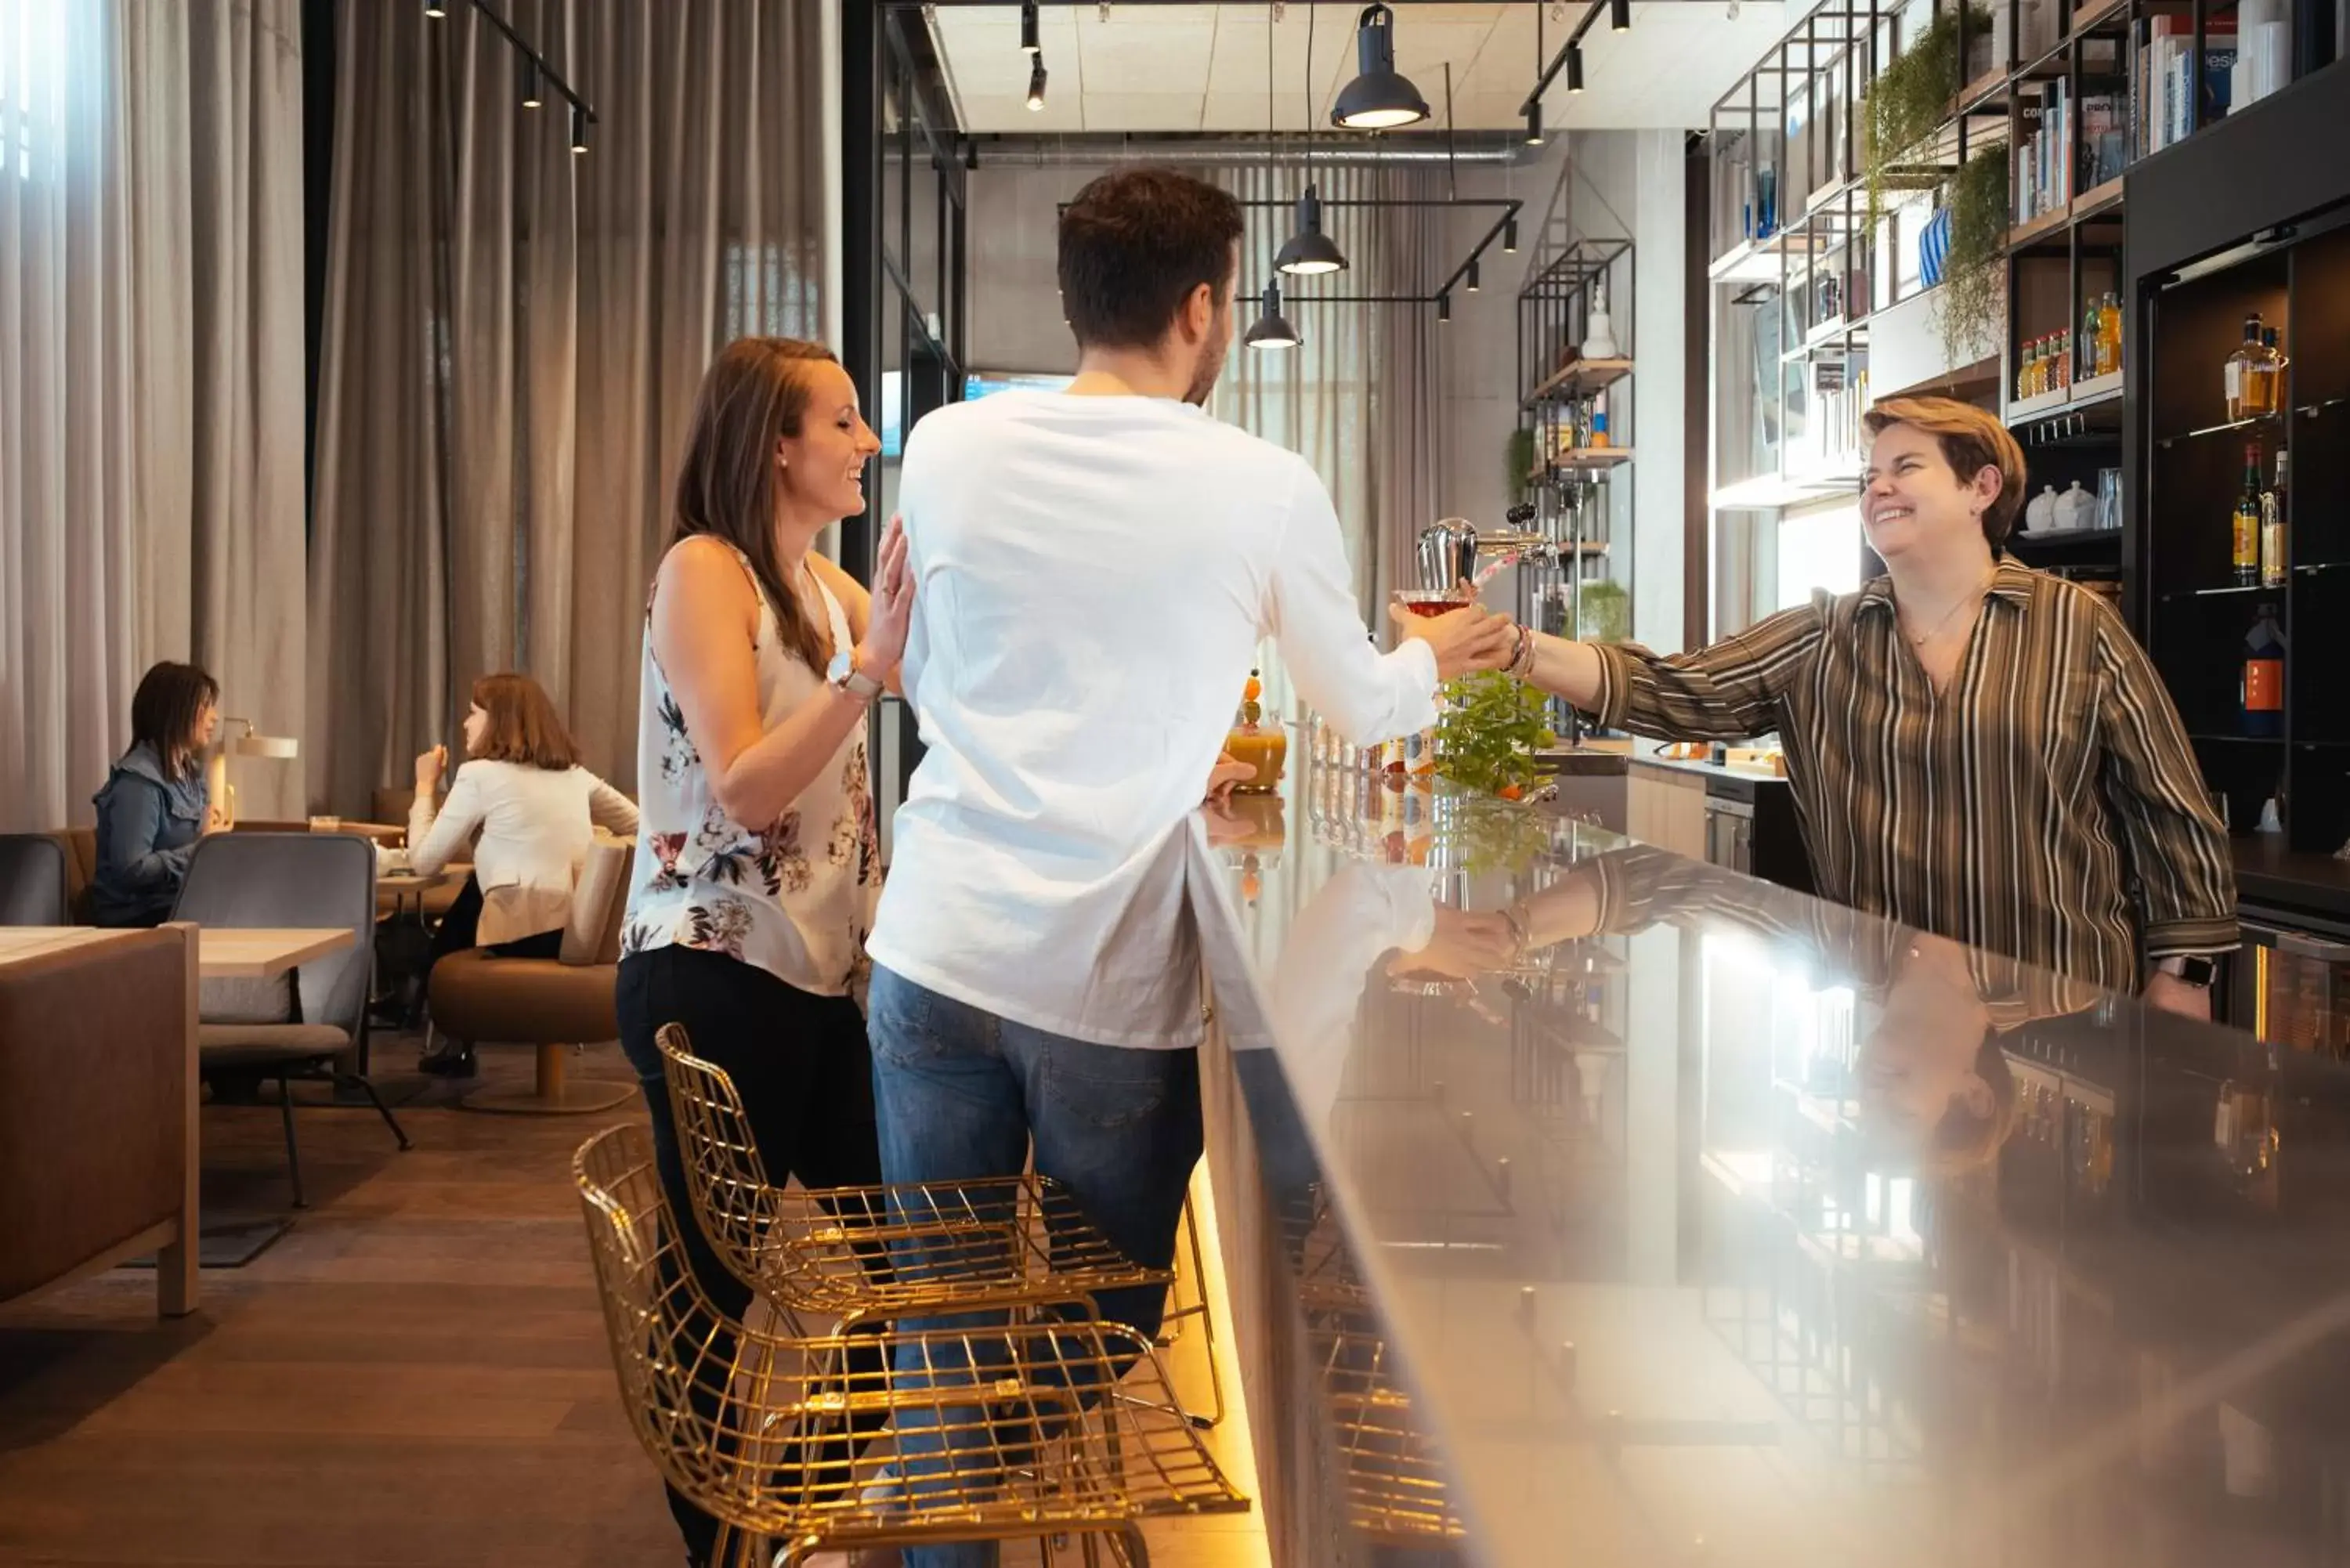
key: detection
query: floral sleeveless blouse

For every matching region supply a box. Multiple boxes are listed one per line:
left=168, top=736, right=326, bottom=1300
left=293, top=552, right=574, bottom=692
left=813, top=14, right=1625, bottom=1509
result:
left=619, top=544, right=881, bottom=999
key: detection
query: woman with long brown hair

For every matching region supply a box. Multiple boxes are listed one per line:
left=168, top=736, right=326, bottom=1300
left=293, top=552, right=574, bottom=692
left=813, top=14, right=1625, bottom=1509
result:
left=407, top=671, right=639, bottom=1075
left=90, top=661, right=223, bottom=927
left=613, top=337, right=909, bottom=1566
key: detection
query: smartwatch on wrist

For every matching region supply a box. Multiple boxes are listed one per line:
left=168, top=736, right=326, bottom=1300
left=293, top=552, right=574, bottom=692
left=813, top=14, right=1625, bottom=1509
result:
left=826, top=646, right=884, bottom=704
left=2157, top=955, right=2217, bottom=988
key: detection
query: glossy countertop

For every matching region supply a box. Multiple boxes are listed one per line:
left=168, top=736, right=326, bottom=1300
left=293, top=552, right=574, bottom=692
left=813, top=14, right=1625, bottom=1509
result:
left=1189, top=759, right=2350, bottom=1568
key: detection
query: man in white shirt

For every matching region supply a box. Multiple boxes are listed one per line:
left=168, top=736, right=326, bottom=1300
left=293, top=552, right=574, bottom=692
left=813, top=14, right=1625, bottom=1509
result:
left=866, top=169, right=1509, bottom=1561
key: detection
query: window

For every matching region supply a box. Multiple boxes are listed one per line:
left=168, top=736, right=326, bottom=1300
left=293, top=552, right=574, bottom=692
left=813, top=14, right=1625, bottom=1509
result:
left=0, top=0, right=70, bottom=183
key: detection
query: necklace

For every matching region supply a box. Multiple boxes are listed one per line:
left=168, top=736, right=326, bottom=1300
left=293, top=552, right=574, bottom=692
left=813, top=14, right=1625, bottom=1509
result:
left=1898, top=572, right=1994, bottom=646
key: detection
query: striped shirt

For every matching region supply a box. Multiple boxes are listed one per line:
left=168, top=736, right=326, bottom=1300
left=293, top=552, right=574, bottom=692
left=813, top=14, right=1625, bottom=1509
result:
left=1585, top=557, right=2237, bottom=990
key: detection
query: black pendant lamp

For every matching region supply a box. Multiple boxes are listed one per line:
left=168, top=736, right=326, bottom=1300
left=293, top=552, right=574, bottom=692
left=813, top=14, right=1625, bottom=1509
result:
left=1332, top=3, right=1430, bottom=129
left=1245, top=282, right=1302, bottom=350
left=1274, top=184, right=1347, bottom=276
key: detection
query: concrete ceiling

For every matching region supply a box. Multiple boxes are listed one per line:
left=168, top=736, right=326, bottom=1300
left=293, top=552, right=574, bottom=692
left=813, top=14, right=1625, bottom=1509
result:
left=931, top=2, right=1792, bottom=134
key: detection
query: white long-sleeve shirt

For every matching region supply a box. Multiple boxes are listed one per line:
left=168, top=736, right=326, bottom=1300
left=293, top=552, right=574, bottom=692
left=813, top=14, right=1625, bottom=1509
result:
left=868, top=389, right=1439, bottom=1049
left=409, top=759, right=640, bottom=945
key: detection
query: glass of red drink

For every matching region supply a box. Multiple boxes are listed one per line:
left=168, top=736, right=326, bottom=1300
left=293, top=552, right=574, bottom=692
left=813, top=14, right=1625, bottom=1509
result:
left=1394, top=587, right=1470, bottom=619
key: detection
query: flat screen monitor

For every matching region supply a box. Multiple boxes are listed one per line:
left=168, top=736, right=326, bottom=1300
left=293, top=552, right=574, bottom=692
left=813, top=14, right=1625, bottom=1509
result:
left=964, top=370, right=1073, bottom=401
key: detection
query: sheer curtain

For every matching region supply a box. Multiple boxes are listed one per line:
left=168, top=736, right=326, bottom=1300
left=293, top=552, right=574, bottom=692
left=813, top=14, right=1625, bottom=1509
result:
left=0, top=0, right=307, bottom=833
left=308, top=0, right=826, bottom=811
left=1206, top=157, right=1450, bottom=717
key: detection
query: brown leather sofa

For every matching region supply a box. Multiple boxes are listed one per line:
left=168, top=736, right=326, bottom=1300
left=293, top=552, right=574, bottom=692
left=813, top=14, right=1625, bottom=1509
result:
left=428, top=840, right=634, bottom=1115
left=0, top=924, right=199, bottom=1315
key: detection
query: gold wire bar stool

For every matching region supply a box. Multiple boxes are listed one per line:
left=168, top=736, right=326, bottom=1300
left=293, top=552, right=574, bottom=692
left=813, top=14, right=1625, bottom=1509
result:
left=576, top=1123, right=1249, bottom=1568
left=1289, top=1188, right=1466, bottom=1548
left=657, top=1023, right=1176, bottom=1334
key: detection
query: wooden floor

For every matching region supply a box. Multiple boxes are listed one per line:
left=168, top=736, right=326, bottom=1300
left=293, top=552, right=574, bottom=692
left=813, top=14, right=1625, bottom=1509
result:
left=0, top=1036, right=1267, bottom=1568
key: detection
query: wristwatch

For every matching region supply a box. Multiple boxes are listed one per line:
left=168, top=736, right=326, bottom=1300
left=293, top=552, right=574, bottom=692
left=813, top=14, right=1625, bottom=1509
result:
left=826, top=646, right=884, bottom=704
left=2157, top=955, right=2218, bottom=988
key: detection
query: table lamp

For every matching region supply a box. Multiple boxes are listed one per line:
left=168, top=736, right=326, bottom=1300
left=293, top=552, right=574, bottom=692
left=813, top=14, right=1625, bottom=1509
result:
left=209, top=718, right=300, bottom=829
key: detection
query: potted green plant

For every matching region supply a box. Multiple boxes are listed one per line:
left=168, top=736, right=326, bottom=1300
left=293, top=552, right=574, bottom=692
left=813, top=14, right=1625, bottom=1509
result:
left=1434, top=672, right=1557, bottom=801
left=1507, top=426, right=1538, bottom=493
left=1575, top=579, right=1630, bottom=645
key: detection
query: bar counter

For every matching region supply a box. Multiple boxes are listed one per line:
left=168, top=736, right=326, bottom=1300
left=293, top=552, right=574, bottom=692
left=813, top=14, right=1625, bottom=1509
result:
left=1188, top=761, right=2350, bottom=1568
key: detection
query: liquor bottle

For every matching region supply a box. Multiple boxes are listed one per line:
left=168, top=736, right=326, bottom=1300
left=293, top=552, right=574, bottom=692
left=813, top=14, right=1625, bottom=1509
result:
left=2261, top=449, right=2290, bottom=588
left=2057, top=329, right=2073, bottom=390
left=2244, top=326, right=2284, bottom=418
left=2083, top=302, right=2102, bottom=379
left=2232, top=445, right=2263, bottom=587
left=2099, top=292, right=2123, bottom=378
left=2225, top=313, right=2265, bottom=420
left=2242, top=604, right=2286, bottom=739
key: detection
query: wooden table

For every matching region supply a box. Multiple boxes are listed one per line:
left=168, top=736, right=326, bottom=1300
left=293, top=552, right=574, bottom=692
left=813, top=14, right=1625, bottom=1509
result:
left=195, top=927, right=354, bottom=978
left=0, top=925, right=352, bottom=980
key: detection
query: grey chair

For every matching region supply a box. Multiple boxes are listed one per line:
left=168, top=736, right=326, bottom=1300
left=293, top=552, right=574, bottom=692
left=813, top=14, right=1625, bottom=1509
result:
left=174, top=832, right=410, bottom=1205
left=0, top=835, right=69, bottom=926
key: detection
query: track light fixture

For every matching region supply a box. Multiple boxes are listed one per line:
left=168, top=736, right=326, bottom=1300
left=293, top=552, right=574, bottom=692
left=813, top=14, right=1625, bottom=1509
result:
left=1567, top=44, right=1585, bottom=92
left=1466, top=258, right=1480, bottom=293
left=1332, top=3, right=1431, bottom=130
left=570, top=103, right=588, bottom=154
left=425, top=0, right=446, bottom=16
left=1274, top=184, right=1348, bottom=276
left=1525, top=103, right=1545, bottom=145
left=521, top=56, right=543, bottom=108
left=1611, top=0, right=1632, bottom=30
left=1437, top=293, right=1452, bottom=324
left=1021, top=0, right=1041, bottom=52
left=1504, top=216, right=1520, bottom=253
left=1245, top=282, right=1302, bottom=350
left=1027, top=55, right=1049, bottom=111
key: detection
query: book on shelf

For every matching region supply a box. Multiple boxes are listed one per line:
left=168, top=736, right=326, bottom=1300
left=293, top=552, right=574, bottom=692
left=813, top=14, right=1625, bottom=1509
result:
left=2135, top=14, right=2238, bottom=156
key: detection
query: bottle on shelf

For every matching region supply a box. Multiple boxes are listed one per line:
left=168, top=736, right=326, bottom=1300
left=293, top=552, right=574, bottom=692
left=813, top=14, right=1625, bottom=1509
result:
left=2252, top=326, right=2288, bottom=416
left=2241, top=604, right=2286, bottom=739
left=2233, top=444, right=2265, bottom=587
left=2082, top=302, right=2101, bottom=380
left=1591, top=406, right=1611, bottom=449
left=2098, top=292, right=2123, bottom=378
left=2225, top=313, right=2266, bottom=420
left=2056, top=329, right=2073, bottom=391
left=2261, top=449, right=2290, bottom=589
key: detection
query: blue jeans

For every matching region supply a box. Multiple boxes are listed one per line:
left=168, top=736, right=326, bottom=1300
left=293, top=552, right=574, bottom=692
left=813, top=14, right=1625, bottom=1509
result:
left=866, top=964, right=1204, bottom=1568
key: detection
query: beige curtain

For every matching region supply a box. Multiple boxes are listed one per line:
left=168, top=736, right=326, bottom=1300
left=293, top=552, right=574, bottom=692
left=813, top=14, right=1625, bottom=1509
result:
left=308, top=0, right=826, bottom=813
left=0, top=0, right=307, bottom=833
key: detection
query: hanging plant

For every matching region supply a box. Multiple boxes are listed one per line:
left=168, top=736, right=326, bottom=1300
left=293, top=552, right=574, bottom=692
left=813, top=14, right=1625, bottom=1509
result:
left=1863, top=5, right=1991, bottom=225
left=1507, top=426, right=1537, bottom=493
left=1936, top=149, right=2009, bottom=367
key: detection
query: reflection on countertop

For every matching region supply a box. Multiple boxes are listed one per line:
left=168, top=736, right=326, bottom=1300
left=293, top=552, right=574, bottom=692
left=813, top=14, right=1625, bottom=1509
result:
left=1190, top=763, right=2350, bottom=1568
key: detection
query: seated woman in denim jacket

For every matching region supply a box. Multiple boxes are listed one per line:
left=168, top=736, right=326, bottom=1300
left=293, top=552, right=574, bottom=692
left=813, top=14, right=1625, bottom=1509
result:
left=90, top=662, right=222, bottom=927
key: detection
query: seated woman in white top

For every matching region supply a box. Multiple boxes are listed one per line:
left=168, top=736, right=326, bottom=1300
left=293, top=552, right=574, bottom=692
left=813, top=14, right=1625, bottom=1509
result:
left=408, top=670, right=640, bottom=1075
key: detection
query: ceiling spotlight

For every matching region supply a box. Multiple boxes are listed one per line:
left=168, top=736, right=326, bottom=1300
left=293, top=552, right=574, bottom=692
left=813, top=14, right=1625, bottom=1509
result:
left=424, top=0, right=446, bottom=16
left=1567, top=44, right=1585, bottom=92
left=1245, top=282, right=1302, bottom=350
left=520, top=57, right=544, bottom=109
left=1611, top=0, right=1632, bottom=30
left=569, top=103, right=589, bottom=154
left=1466, top=258, right=1481, bottom=293
left=1525, top=103, right=1546, bottom=145
left=1274, top=183, right=1348, bottom=275
left=1027, top=55, right=1049, bottom=111
left=1332, top=3, right=1431, bottom=130
left=1503, top=216, right=1519, bottom=253
left=1021, top=0, right=1040, bottom=52
left=1437, top=293, right=1452, bottom=324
